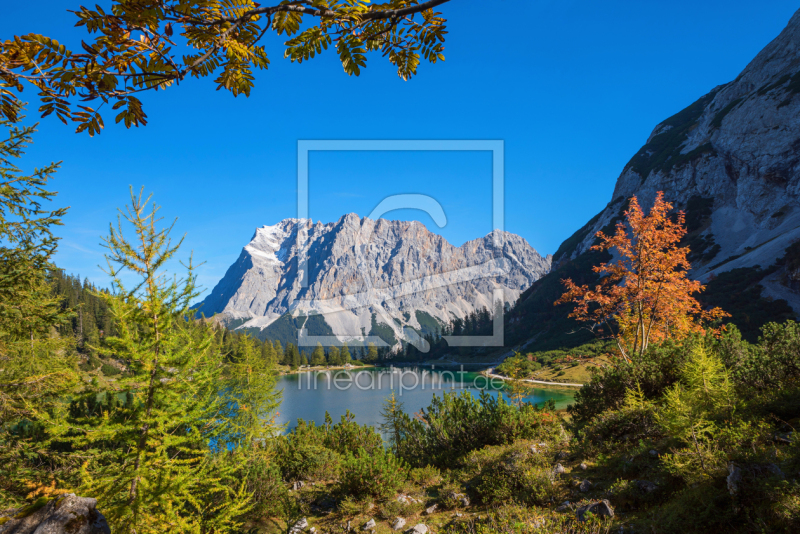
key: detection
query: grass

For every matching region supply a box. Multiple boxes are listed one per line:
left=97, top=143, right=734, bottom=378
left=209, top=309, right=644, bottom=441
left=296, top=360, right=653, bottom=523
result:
left=246, top=438, right=616, bottom=534
left=525, top=356, right=611, bottom=384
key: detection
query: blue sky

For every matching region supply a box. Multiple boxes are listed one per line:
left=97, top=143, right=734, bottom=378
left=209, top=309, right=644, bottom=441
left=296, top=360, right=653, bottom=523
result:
left=2, top=0, right=798, bottom=296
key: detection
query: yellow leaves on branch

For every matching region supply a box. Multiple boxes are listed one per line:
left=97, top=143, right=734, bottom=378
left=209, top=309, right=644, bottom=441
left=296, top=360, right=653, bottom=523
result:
left=0, top=0, right=450, bottom=134
left=556, top=191, right=729, bottom=362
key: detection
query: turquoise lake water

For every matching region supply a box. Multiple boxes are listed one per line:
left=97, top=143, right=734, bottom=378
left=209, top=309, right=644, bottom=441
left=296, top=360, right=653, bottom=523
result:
left=274, top=366, right=576, bottom=432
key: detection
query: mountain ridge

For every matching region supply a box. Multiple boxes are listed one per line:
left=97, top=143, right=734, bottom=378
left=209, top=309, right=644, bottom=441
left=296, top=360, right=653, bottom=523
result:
left=197, top=213, right=551, bottom=348
left=507, top=7, right=800, bottom=350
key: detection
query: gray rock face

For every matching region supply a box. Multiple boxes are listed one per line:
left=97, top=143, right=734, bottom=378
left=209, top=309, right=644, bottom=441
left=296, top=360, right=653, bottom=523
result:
left=0, top=494, right=110, bottom=534
left=558, top=8, right=800, bottom=309
left=198, top=214, right=550, bottom=348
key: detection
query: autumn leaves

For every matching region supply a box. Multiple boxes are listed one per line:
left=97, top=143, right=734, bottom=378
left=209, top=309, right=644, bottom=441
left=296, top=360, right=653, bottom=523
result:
left=557, top=192, right=728, bottom=362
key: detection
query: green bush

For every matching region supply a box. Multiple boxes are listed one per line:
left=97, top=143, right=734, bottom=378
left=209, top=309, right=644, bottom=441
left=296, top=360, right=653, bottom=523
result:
left=408, top=465, right=441, bottom=488
left=241, top=453, right=287, bottom=518
left=395, top=390, right=562, bottom=468
left=467, top=443, right=557, bottom=507
left=338, top=447, right=408, bottom=501
left=322, top=410, right=383, bottom=456
left=79, top=354, right=102, bottom=372
left=274, top=421, right=341, bottom=482
left=568, top=336, right=700, bottom=428
left=100, top=362, right=121, bottom=376
left=377, top=498, right=416, bottom=520
left=575, top=403, right=662, bottom=457
left=569, top=321, right=800, bottom=533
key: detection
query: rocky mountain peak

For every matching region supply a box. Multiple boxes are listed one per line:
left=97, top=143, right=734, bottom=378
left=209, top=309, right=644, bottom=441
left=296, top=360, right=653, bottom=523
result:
left=198, top=215, right=551, bottom=347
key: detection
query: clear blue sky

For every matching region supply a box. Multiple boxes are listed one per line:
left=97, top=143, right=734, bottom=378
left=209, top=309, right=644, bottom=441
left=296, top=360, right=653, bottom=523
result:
left=2, top=1, right=798, bottom=295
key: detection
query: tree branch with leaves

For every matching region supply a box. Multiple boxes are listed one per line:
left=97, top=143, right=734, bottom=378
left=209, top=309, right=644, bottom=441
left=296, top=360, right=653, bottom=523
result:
left=0, top=0, right=451, bottom=135
left=556, top=192, right=729, bottom=363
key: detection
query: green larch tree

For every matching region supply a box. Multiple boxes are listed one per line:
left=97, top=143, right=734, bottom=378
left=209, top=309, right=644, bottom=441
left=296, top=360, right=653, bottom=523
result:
left=67, top=188, right=277, bottom=533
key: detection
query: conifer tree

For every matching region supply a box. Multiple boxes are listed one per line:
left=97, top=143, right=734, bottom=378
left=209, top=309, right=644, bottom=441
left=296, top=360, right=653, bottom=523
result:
left=380, top=391, right=405, bottom=455
left=288, top=344, right=301, bottom=369
left=273, top=340, right=283, bottom=364
left=0, top=116, right=77, bottom=504
left=260, top=338, right=274, bottom=362
left=311, top=342, right=325, bottom=366
left=328, top=346, right=341, bottom=366
left=68, top=189, right=272, bottom=533
left=366, top=342, right=379, bottom=363
left=341, top=343, right=352, bottom=364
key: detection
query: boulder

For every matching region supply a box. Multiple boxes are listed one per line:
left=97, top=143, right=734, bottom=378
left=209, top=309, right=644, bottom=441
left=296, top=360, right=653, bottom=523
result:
left=391, top=517, right=406, bottom=531
left=579, top=480, right=592, bottom=493
left=579, top=463, right=588, bottom=471
left=406, top=525, right=428, bottom=534
left=445, top=492, right=469, bottom=507
left=289, top=517, right=308, bottom=534
left=292, top=481, right=305, bottom=491
left=576, top=500, right=614, bottom=522
left=362, top=518, right=376, bottom=531
left=425, top=504, right=438, bottom=515
left=552, top=463, right=566, bottom=476
left=0, top=494, right=110, bottom=534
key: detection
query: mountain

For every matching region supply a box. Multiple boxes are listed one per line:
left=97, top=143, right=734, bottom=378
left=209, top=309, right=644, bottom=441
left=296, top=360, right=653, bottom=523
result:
left=508, top=8, right=800, bottom=348
left=197, top=214, right=551, bottom=348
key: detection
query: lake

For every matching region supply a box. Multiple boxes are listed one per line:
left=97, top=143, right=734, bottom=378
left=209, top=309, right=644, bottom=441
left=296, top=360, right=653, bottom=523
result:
left=274, top=365, right=576, bottom=432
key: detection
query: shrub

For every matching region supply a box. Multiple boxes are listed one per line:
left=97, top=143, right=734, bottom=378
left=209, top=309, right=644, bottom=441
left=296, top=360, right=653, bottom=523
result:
left=322, top=410, right=383, bottom=456
left=395, top=390, right=562, bottom=468
left=241, top=453, right=287, bottom=518
left=465, top=442, right=557, bottom=507
left=100, top=362, right=121, bottom=376
left=79, top=354, right=102, bottom=372
left=441, top=503, right=612, bottom=534
left=338, top=447, right=408, bottom=501
left=377, top=498, right=415, bottom=520
left=568, top=336, right=701, bottom=428
left=576, top=403, right=662, bottom=457
left=274, top=421, right=341, bottom=482
left=408, top=465, right=441, bottom=488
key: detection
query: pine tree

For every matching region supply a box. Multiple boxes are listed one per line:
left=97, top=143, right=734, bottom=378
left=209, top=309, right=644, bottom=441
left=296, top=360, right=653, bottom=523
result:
left=328, top=346, right=341, bottom=366
left=311, top=342, right=325, bottom=366
left=289, top=344, right=301, bottom=369
left=341, top=343, right=352, bottom=364
left=273, top=340, right=283, bottom=364
left=67, top=189, right=277, bottom=533
left=0, top=117, right=78, bottom=504
left=380, top=391, right=405, bottom=455
left=366, top=342, right=379, bottom=363
left=282, top=343, right=294, bottom=366
left=300, top=351, right=309, bottom=367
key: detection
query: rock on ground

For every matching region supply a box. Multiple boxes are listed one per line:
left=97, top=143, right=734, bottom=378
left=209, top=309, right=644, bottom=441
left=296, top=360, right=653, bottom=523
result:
left=576, top=500, right=614, bottom=522
left=391, top=517, right=406, bottom=531
left=289, top=517, right=308, bottom=534
left=0, top=494, right=110, bottom=534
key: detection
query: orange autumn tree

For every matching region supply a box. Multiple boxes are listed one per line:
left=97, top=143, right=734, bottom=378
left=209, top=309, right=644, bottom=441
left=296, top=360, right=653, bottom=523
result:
left=556, top=192, right=728, bottom=362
